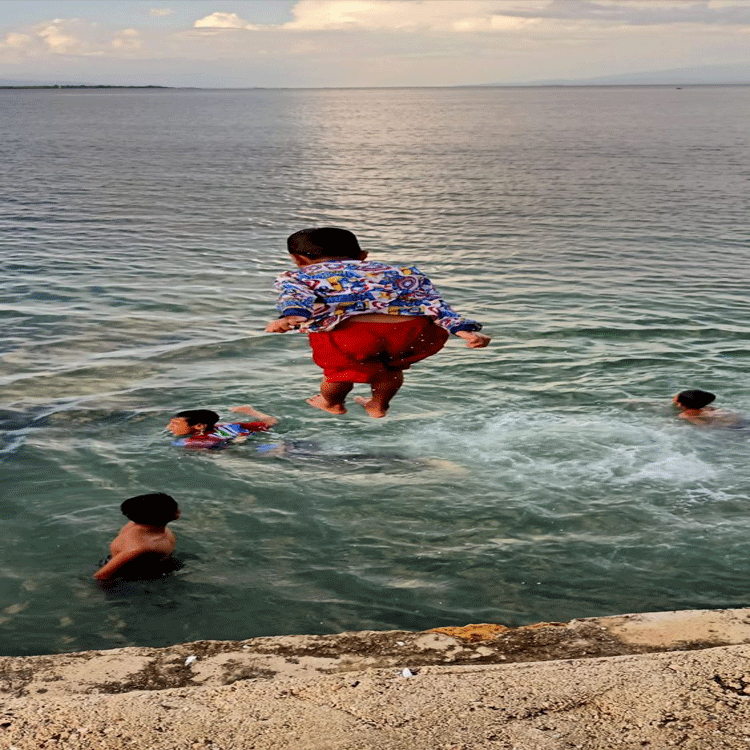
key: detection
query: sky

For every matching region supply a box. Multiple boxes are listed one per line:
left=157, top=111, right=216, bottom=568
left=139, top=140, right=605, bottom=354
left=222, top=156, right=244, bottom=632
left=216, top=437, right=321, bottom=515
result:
left=1, top=0, right=750, bottom=87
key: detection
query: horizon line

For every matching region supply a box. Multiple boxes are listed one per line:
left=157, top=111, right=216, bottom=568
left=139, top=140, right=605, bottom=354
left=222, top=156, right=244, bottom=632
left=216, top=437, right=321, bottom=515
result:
left=3, top=82, right=750, bottom=91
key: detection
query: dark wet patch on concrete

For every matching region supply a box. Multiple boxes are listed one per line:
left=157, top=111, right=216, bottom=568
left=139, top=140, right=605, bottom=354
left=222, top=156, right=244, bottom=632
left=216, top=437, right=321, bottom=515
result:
left=92, top=656, right=199, bottom=694
left=0, top=665, right=35, bottom=697
left=219, top=659, right=277, bottom=685
left=251, top=631, right=415, bottom=661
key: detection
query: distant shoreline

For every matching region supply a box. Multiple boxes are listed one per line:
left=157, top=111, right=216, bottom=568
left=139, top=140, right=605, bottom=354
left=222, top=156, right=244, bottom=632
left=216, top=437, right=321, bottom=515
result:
left=0, top=85, right=171, bottom=90
left=1, top=83, right=749, bottom=92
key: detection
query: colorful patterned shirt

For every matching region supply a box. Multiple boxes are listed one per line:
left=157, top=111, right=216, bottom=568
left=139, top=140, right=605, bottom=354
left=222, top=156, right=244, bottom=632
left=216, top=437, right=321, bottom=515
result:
left=274, top=260, right=482, bottom=334
left=173, top=422, right=269, bottom=448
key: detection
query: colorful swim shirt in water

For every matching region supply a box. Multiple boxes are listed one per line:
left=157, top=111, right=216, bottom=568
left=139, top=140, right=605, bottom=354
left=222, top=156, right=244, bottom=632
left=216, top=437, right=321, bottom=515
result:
left=172, top=421, right=269, bottom=448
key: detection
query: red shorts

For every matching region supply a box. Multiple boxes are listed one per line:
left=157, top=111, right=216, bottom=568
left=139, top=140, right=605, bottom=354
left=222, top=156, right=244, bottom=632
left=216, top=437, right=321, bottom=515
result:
left=308, top=316, right=450, bottom=383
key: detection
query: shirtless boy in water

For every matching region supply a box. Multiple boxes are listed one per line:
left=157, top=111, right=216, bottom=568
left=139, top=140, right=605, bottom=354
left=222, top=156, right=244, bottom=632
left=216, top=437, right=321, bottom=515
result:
left=93, top=493, right=180, bottom=581
left=673, top=390, right=747, bottom=428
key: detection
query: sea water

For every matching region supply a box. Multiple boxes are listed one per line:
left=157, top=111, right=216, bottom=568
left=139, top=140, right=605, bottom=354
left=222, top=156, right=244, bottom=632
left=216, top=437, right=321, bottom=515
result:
left=1, top=86, right=749, bottom=656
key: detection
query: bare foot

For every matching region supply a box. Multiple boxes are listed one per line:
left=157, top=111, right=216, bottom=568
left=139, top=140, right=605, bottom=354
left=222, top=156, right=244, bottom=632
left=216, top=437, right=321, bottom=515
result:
left=354, top=396, right=388, bottom=418
left=306, top=395, right=347, bottom=415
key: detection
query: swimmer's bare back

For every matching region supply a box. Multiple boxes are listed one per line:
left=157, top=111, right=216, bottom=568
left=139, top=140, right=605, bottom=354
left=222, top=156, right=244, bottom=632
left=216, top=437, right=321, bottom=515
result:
left=679, top=408, right=747, bottom=428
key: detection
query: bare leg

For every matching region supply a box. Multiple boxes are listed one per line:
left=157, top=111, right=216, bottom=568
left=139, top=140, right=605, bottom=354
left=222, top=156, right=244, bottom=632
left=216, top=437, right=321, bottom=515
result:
left=354, top=370, right=404, bottom=418
left=306, top=379, right=353, bottom=415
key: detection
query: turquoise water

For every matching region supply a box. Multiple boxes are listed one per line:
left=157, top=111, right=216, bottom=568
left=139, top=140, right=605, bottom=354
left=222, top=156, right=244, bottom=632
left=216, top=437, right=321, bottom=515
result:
left=1, top=86, right=749, bottom=656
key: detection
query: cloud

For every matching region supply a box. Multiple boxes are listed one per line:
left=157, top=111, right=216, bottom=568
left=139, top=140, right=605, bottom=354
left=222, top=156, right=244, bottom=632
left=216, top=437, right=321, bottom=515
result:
left=0, top=32, right=33, bottom=51
left=501, top=0, right=750, bottom=26
left=149, top=8, right=174, bottom=17
left=36, top=20, right=87, bottom=54
left=111, top=29, right=143, bottom=52
left=187, top=1, right=545, bottom=34
left=187, top=1, right=750, bottom=33
left=193, top=12, right=261, bottom=30
left=186, top=2, right=551, bottom=34
left=282, top=1, right=540, bottom=32
left=0, top=19, right=148, bottom=59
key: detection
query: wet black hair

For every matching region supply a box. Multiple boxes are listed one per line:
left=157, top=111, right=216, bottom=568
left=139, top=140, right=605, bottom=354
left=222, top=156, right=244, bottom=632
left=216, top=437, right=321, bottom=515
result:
left=675, top=390, right=716, bottom=409
left=287, top=227, right=363, bottom=261
left=120, top=493, right=179, bottom=526
left=175, top=409, right=220, bottom=429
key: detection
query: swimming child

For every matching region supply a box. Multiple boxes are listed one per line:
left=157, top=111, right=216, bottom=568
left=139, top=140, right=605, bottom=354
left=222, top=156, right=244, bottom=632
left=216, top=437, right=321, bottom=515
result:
left=265, top=227, right=491, bottom=417
left=167, top=405, right=277, bottom=448
left=93, top=492, right=180, bottom=581
left=673, top=390, right=747, bottom=428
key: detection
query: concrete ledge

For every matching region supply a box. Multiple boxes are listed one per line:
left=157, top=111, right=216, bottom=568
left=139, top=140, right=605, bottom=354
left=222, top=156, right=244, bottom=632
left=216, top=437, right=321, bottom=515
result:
left=3, top=608, right=750, bottom=749
left=3, top=608, right=750, bottom=697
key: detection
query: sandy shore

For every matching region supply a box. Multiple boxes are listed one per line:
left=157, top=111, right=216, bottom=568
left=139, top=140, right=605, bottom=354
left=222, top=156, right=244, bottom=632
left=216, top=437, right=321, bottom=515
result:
left=4, top=608, right=750, bottom=749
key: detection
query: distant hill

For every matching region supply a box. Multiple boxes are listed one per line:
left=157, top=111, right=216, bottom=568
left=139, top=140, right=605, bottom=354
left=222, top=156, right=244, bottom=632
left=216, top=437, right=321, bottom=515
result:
left=500, top=62, right=750, bottom=87
left=1, top=84, right=169, bottom=89
left=0, top=79, right=170, bottom=89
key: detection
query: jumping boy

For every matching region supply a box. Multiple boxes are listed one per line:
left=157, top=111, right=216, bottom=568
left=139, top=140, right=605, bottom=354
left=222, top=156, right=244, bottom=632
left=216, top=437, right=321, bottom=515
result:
left=93, top=492, right=180, bottom=581
left=673, top=390, right=747, bottom=428
left=265, top=227, right=491, bottom=417
left=167, top=405, right=277, bottom=448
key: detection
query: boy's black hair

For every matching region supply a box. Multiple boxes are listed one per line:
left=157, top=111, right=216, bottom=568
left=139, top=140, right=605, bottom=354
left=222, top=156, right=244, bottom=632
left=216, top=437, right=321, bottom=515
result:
left=121, top=493, right=179, bottom=526
left=675, top=390, right=716, bottom=409
left=175, top=409, right=220, bottom=429
left=287, top=227, right=363, bottom=261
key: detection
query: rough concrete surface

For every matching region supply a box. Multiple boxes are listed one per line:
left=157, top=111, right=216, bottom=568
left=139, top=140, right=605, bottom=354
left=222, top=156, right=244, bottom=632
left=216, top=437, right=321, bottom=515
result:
left=3, top=608, right=750, bottom=749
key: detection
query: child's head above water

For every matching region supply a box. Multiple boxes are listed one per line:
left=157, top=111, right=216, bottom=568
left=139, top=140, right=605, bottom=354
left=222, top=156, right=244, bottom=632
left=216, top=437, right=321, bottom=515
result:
left=168, top=409, right=220, bottom=436
left=120, top=492, right=180, bottom=527
left=674, top=390, right=716, bottom=410
left=287, top=227, right=364, bottom=262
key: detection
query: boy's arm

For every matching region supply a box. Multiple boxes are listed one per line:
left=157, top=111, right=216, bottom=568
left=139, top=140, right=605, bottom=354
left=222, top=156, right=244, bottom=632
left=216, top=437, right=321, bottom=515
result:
left=93, top=548, right=146, bottom=581
left=230, top=405, right=278, bottom=427
left=266, top=273, right=317, bottom=333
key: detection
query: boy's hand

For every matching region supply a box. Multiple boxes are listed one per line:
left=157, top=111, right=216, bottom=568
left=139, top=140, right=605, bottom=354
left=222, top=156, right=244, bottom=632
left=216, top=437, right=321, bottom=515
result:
left=265, top=316, right=307, bottom=333
left=455, top=331, right=491, bottom=348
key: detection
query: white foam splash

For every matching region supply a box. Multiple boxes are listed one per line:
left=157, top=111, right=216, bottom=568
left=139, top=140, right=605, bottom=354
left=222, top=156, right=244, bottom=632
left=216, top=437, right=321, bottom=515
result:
left=397, top=410, right=720, bottom=489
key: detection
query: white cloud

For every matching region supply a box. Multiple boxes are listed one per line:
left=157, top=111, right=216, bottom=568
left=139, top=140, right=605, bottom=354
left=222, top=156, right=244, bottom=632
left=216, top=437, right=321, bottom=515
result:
left=0, top=32, right=33, bottom=51
left=0, top=19, right=150, bottom=59
left=112, top=29, right=143, bottom=52
left=188, top=2, right=547, bottom=33
left=149, top=8, right=174, bottom=17
left=282, top=1, right=540, bottom=32
left=36, top=20, right=84, bottom=54
left=193, top=12, right=261, bottom=30
left=276, top=0, right=750, bottom=32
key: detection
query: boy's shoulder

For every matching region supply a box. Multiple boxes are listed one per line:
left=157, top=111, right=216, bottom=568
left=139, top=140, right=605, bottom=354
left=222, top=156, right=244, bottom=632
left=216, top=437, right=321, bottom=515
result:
left=282, top=260, right=424, bottom=278
left=679, top=407, right=747, bottom=428
left=212, top=421, right=268, bottom=437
